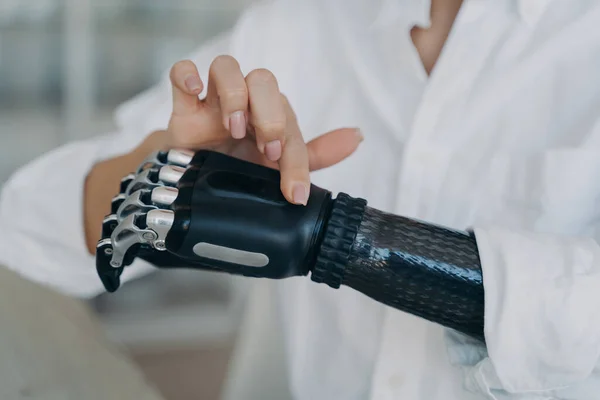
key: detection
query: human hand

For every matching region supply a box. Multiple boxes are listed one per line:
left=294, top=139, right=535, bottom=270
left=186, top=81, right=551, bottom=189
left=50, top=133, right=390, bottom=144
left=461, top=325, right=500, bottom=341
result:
left=165, top=57, right=363, bottom=205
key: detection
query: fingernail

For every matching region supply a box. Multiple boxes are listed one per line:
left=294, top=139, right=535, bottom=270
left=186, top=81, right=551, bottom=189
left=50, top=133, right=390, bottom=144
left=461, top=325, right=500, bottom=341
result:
left=292, top=183, right=308, bottom=205
left=355, top=128, right=364, bottom=142
left=265, top=140, right=282, bottom=161
left=229, top=111, right=246, bottom=139
left=184, top=75, right=202, bottom=92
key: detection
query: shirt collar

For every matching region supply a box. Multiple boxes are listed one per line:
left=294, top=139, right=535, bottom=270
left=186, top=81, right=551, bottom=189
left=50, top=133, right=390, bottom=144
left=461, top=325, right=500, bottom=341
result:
left=368, top=0, right=552, bottom=30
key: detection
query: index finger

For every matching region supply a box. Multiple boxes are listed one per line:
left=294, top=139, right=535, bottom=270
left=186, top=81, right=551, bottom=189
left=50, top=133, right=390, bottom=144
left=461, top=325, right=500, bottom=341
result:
left=278, top=95, right=310, bottom=205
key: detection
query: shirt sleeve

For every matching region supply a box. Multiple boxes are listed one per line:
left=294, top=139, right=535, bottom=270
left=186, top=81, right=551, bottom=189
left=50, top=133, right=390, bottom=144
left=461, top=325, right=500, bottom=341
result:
left=446, top=146, right=600, bottom=399
left=0, top=27, right=235, bottom=299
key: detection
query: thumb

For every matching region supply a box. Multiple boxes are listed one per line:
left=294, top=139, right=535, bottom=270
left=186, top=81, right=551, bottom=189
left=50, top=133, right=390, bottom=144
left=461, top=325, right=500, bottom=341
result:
left=307, top=127, right=363, bottom=171
left=170, top=60, right=203, bottom=116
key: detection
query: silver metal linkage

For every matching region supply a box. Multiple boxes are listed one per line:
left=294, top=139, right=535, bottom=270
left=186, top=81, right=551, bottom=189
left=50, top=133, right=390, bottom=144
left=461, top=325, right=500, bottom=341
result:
left=108, top=210, right=176, bottom=267
left=115, top=187, right=179, bottom=222
left=157, top=165, right=186, bottom=185
left=124, top=168, right=159, bottom=195
left=145, top=209, right=175, bottom=251
left=116, top=189, right=156, bottom=222
left=137, top=149, right=194, bottom=173
left=109, top=213, right=156, bottom=268
left=123, top=165, right=183, bottom=195
left=151, top=186, right=179, bottom=206
left=167, top=149, right=194, bottom=166
left=103, top=151, right=187, bottom=268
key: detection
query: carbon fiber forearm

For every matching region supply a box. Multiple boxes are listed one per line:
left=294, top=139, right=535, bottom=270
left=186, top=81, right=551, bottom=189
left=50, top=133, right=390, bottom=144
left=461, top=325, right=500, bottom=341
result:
left=312, top=195, right=485, bottom=341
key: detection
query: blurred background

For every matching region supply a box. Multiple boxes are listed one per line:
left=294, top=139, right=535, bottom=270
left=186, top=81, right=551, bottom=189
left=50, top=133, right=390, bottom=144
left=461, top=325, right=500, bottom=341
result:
left=0, top=0, right=257, bottom=399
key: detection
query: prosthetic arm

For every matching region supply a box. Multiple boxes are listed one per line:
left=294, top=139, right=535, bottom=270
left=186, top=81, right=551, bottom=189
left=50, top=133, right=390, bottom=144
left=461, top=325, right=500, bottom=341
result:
left=96, top=150, right=485, bottom=341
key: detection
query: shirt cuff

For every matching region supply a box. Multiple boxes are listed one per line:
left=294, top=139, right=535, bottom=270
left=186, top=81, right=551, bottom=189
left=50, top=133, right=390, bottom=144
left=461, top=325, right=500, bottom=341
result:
left=455, top=227, right=600, bottom=395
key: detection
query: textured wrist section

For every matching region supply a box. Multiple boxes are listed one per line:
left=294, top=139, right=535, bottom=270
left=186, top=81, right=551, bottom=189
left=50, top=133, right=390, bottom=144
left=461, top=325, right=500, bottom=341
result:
left=310, top=193, right=367, bottom=288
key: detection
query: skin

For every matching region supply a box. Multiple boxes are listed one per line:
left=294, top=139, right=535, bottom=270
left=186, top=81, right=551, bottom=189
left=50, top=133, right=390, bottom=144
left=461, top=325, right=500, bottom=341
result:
left=412, top=0, right=464, bottom=75
left=84, top=0, right=464, bottom=255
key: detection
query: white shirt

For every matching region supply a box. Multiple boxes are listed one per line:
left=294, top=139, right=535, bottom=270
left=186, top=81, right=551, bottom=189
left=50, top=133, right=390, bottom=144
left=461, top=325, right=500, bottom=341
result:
left=2, top=0, right=600, bottom=399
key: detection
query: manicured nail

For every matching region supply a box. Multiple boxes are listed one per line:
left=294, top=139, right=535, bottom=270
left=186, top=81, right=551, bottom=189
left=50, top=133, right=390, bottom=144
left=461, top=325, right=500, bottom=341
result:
left=229, top=111, right=246, bottom=139
left=265, top=140, right=282, bottom=161
left=292, top=183, right=308, bottom=205
left=355, top=128, right=364, bottom=142
left=184, top=75, right=202, bottom=92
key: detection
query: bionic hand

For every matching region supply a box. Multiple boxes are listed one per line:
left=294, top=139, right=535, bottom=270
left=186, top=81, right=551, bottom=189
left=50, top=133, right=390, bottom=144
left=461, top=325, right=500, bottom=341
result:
left=97, top=150, right=485, bottom=340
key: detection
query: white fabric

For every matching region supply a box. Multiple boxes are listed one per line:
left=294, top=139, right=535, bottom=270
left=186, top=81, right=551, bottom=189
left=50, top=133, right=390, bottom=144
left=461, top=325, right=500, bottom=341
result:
left=2, top=0, right=600, bottom=398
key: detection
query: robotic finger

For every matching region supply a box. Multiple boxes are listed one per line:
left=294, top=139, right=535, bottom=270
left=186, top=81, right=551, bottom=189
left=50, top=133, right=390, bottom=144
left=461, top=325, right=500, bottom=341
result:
left=96, top=149, right=193, bottom=291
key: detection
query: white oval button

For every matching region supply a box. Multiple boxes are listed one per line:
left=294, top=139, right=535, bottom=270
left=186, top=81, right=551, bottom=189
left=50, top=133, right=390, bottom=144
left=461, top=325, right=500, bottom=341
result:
left=192, top=242, right=269, bottom=267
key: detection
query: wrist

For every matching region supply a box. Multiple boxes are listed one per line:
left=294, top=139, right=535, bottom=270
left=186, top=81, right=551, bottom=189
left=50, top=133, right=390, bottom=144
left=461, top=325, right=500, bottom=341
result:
left=136, top=130, right=170, bottom=158
left=310, top=193, right=367, bottom=288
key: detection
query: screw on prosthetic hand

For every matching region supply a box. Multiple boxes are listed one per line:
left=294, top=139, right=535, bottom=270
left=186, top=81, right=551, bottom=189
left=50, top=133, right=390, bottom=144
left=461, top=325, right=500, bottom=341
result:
left=96, top=150, right=193, bottom=292
left=96, top=149, right=334, bottom=293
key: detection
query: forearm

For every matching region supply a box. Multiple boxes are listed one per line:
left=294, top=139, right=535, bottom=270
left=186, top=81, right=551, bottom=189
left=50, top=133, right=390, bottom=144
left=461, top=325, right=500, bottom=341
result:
left=84, top=130, right=169, bottom=254
left=311, top=195, right=485, bottom=340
